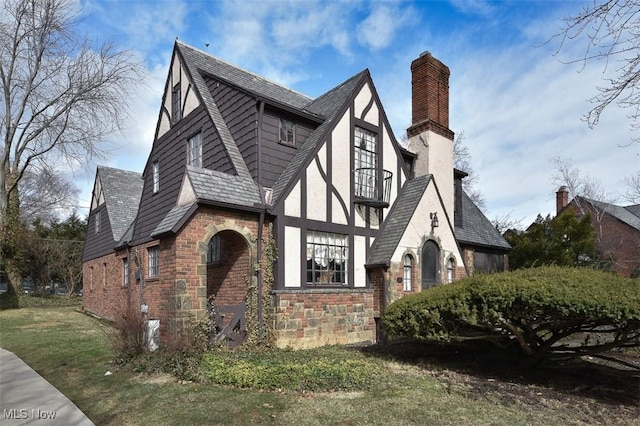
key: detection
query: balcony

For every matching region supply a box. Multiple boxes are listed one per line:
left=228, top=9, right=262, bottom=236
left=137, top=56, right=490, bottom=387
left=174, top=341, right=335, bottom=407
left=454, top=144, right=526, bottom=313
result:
left=354, top=168, right=393, bottom=208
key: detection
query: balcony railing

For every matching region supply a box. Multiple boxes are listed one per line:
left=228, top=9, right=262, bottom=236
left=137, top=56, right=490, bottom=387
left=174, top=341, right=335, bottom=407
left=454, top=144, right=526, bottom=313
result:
left=354, top=168, right=393, bottom=207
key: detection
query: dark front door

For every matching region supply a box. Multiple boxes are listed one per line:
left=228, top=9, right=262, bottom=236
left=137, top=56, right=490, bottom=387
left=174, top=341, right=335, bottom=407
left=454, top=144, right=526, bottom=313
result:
left=421, top=240, right=441, bottom=290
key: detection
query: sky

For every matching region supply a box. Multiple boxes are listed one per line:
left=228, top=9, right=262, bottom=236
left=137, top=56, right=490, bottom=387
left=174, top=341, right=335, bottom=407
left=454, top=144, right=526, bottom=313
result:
left=71, top=0, right=639, bottom=228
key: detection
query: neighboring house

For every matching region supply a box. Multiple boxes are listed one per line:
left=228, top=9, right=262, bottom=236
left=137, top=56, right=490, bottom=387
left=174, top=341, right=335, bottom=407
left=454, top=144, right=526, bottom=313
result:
left=556, top=186, right=640, bottom=277
left=82, top=42, right=509, bottom=349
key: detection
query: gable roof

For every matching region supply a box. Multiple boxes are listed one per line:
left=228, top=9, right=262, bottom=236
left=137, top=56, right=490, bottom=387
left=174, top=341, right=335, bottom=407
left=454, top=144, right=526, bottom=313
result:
left=367, top=175, right=432, bottom=266
left=97, top=166, right=143, bottom=242
left=271, top=71, right=368, bottom=206
left=455, top=191, right=511, bottom=250
left=576, top=197, right=640, bottom=231
left=176, top=42, right=313, bottom=111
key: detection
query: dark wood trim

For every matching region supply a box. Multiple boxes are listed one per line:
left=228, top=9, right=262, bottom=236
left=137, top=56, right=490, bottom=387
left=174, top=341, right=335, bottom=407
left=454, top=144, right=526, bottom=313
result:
left=360, top=95, right=375, bottom=121
left=353, top=117, right=378, bottom=133
left=326, top=135, right=332, bottom=223
left=283, top=216, right=378, bottom=238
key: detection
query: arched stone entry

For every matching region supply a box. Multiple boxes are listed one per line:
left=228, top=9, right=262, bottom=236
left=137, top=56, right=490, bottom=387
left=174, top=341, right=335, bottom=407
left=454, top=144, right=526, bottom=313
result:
left=206, top=230, right=251, bottom=346
left=421, top=240, right=441, bottom=290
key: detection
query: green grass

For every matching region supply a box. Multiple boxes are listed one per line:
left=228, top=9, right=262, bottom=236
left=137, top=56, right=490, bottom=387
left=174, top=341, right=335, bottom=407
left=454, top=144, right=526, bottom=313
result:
left=0, top=307, right=637, bottom=425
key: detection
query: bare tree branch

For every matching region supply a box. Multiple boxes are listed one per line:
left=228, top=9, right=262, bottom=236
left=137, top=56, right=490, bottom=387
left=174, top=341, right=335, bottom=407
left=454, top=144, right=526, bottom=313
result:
left=551, top=0, right=640, bottom=143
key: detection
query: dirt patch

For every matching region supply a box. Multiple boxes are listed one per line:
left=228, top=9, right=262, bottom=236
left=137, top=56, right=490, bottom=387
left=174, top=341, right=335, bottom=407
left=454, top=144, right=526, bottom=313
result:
left=361, top=341, right=640, bottom=421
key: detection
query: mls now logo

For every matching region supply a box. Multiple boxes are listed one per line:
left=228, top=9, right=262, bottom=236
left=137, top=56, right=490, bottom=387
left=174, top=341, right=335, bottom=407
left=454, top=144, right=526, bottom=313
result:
left=3, top=408, right=57, bottom=419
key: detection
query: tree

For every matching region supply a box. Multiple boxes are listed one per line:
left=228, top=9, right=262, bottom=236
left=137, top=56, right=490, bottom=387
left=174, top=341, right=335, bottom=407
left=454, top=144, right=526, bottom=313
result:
left=0, top=0, right=142, bottom=296
left=550, top=157, right=616, bottom=210
left=623, top=171, right=640, bottom=203
left=552, top=0, right=640, bottom=143
left=18, top=213, right=85, bottom=296
left=453, top=132, right=486, bottom=211
left=505, top=211, right=597, bottom=270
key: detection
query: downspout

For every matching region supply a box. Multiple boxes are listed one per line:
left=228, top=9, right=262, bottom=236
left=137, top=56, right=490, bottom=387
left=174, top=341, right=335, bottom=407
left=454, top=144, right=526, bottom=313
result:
left=133, top=248, right=147, bottom=321
left=256, top=100, right=266, bottom=342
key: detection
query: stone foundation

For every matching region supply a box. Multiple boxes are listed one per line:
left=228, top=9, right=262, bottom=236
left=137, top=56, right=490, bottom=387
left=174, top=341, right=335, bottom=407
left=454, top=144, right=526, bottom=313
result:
left=273, top=289, right=375, bottom=349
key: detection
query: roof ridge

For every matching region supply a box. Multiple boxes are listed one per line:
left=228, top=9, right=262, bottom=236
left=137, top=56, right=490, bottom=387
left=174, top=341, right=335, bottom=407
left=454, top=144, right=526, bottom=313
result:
left=176, top=40, right=313, bottom=102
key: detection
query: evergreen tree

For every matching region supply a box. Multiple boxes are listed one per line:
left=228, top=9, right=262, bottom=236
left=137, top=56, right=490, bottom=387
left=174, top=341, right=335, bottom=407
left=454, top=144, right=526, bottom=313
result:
left=506, top=210, right=597, bottom=270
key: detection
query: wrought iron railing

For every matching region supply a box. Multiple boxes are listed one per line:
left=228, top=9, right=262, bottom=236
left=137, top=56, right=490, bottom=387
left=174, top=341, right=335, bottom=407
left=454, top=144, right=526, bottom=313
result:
left=354, top=168, right=392, bottom=207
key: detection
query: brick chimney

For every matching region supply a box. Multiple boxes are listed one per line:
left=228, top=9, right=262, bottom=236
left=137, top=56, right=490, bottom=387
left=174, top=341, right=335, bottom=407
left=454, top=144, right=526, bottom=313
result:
left=556, top=186, right=569, bottom=214
left=407, top=50, right=455, bottom=221
left=407, top=51, right=453, bottom=139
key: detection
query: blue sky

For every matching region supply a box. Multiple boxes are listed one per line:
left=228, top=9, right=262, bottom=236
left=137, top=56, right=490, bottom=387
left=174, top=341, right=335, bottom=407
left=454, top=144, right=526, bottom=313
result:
left=72, top=0, right=639, bottom=226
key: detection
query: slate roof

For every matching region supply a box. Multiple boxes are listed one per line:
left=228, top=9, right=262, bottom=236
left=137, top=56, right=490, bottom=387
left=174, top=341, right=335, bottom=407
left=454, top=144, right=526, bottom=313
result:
left=367, top=175, right=432, bottom=266
left=176, top=42, right=313, bottom=111
left=578, top=197, right=640, bottom=231
left=455, top=191, right=511, bottom=250
left=97, top=166, right=143, bottom=242
left=151, top=203, right=196, bottom=237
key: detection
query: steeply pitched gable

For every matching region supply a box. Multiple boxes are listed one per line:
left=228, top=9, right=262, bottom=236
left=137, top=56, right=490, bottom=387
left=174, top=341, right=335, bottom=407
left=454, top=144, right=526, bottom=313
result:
left=270, top=71, right=369, bottom=206
left=96, top=166, right=144, bottom=242
left=367, top=175, right=432, bottom=266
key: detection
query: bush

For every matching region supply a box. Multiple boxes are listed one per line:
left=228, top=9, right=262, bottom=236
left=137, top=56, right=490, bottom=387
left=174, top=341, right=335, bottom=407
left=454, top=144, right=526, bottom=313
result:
left=382, top=267, right=640, bottom=365
left=110, top=307, right=148, bottom=361
left=200, top=346, right=383, bottom=391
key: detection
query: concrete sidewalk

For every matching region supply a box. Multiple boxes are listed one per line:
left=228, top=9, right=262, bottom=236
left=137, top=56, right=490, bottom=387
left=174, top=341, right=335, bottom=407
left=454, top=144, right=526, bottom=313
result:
left=0, top=347, right=94, bottom=425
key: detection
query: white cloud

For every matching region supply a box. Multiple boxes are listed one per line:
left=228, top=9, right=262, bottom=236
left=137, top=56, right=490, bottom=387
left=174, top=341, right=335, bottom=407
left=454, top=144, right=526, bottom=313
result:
left=357, top=5, right=412, bottom=51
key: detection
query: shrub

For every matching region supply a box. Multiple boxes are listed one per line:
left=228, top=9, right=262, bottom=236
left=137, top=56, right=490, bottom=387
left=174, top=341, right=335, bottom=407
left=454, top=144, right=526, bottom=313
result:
left=382, top=267, right=640, bottom=365
left=110, top=307, right=147, bottom=361
left=200, top=346, right=383, bottom=391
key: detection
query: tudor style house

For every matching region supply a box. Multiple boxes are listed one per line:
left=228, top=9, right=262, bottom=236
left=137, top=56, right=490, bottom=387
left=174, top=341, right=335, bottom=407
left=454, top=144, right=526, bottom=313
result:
left=556, top=187, right=640, bottom=277
left=82, top=41, right=510, bottom=349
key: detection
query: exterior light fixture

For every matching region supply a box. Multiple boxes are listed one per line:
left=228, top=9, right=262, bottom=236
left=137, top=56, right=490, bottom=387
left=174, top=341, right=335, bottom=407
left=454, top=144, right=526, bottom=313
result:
left=430, top=212, right=439, bottom=228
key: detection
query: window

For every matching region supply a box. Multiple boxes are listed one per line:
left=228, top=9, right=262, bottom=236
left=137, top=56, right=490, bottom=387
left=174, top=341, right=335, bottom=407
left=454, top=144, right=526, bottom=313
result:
left=90, top=266, right=94, bottom=291
left=403, top=255, right=413, bottom=292
left=171, top=82, right=181, bottom=124
left=95, top=211, right=101, bottom=234
left=103, top=263, right=107, bottom=288
left=354, top=127, right=377, bottom=199
left=123, top=257, right=129, bottom=287
left=152, top=161, right=159, bottom=193
left=279, top=118, right=295, bottom=145
left=148, top=246, right=159, bottom=278
left=306, top=231, right=348, bottom=286
left=207, top=235, right=221, bottom=264
left=447, top=258, right=455, bottom=283
left=187, top=133, right=202, bottom=167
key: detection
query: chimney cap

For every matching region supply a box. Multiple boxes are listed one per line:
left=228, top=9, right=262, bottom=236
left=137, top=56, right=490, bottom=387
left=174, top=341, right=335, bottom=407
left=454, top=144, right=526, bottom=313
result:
left=419, top=50, right=432, bottom=58
left=558, top=185, right=568, bottom=193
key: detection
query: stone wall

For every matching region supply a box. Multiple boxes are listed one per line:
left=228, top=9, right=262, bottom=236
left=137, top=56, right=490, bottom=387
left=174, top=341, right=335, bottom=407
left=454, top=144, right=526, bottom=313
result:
left=273, top=289, right=375, bottom=349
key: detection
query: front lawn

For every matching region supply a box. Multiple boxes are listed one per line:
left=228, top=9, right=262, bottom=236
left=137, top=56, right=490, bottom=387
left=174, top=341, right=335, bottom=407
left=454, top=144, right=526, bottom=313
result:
left=0, top=307, right=637, bottom=425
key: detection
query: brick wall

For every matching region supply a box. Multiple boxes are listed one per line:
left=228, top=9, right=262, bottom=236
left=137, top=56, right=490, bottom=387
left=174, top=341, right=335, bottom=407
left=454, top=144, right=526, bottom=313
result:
left=273, top=289, right=375, bottom=349
left=82, top=205, right=265, bottom=345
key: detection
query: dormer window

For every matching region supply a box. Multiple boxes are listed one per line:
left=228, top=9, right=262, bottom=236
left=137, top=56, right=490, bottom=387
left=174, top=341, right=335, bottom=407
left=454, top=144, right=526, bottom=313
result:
left=171, top=82, right=181, bottom=124
left=279, top=118, right=295, bottom=145
left=187, top=133, right=202, bottom=167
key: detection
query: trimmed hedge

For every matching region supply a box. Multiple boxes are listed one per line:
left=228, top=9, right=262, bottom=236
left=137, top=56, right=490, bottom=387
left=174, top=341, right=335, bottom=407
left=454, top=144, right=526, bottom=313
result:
left=382, top=267, right=640, bottom=365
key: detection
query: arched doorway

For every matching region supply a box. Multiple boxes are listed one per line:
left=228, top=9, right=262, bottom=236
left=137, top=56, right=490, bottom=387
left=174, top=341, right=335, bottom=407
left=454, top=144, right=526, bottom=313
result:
left=421, top=240, right=441, bottom=290
left=206, top=230, right=251, bottom=346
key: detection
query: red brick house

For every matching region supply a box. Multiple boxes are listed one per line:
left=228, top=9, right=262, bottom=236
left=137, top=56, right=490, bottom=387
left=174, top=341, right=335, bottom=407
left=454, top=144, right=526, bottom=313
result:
left=556, top=186, right=640, bottom=277
left=82, top=42, right=509, bottom=349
